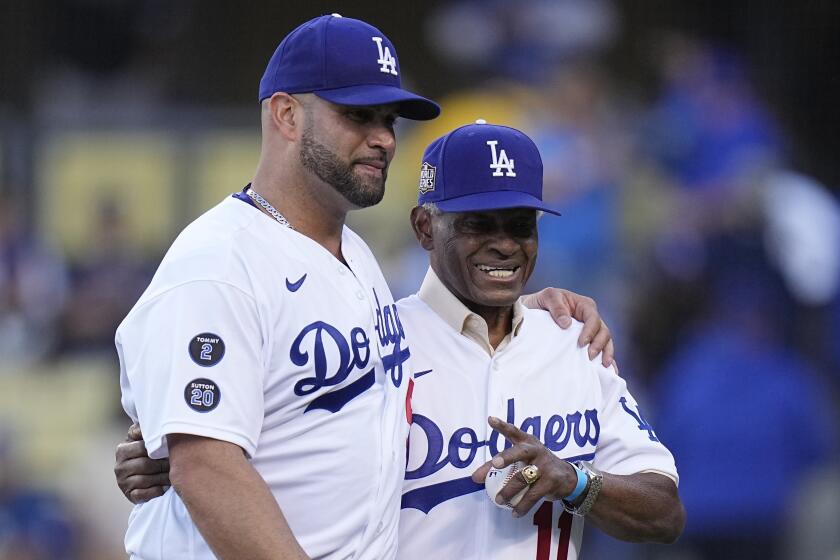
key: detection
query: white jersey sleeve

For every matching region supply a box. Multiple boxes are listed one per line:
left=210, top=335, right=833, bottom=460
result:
left=117, top=279, right=264, bottom=459
left=591, top=364, right=678, bottom=484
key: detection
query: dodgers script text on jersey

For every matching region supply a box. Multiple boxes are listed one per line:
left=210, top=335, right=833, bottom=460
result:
left=117, top=195, right=412, bottom=559
left=396, top=296, right=678, bottom=560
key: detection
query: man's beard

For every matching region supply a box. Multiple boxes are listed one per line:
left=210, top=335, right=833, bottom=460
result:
left=299, top=125, right=386, bottom=209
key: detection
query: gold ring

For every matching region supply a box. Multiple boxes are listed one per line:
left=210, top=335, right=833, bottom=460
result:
left=521, top=464, right=540, bottom=485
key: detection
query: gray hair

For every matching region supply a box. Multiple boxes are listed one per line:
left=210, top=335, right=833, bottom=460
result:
left=422, top=202, right=544, bottom=220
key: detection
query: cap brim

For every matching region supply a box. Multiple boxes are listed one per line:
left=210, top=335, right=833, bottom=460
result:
left=434, top=190, right=562, bottom=215
left=316, top=85, right=440, bottom=121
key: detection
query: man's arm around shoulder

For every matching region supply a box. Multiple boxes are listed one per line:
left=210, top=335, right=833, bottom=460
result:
left=168, top=434, right=309, bottom=560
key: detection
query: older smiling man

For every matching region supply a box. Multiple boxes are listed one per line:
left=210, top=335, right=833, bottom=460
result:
left=396, top=121, right=685, bottom=559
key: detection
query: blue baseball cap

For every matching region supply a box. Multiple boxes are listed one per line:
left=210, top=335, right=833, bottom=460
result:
left=417, top=121, right=561, bottom=215
left=258, top=14, right=440, bottom=121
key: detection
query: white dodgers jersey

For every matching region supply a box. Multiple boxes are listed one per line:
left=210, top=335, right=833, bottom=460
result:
left=117, top=195, right=412, bottom=559
left=396, top=296, right=678, bottom=560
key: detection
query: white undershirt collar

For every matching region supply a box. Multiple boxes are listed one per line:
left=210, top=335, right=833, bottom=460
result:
left=416, top=267, right=525, bottom=356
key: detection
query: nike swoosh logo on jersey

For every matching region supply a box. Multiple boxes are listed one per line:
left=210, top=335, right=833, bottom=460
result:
left=414, top=369, right=433, bottom=378
left=286, top=274, right=307, bottom=292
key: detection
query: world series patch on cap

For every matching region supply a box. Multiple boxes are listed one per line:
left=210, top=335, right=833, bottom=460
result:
left=258, top=13, right=440, bottom=120
left=417, top=120, right=562, bottom=215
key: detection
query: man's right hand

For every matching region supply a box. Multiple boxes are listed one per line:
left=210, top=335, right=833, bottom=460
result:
left=115, top=423, right=171, bottom=504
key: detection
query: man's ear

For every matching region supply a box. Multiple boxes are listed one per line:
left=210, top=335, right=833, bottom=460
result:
left=410, top=206, right=434, bottom=251
left=265, top=92, right=302, bottom=141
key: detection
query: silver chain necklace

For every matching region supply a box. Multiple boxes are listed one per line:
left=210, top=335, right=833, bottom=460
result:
left=246, top=187, right=294, bottom=230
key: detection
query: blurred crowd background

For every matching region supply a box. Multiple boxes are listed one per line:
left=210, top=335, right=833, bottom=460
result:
left=1, top=1, right=839, bottom=559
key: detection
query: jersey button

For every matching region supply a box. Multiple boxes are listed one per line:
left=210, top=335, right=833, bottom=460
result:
left=338, top=266, right=347, bottom=275
left=356, top=290, right=366, bottom=300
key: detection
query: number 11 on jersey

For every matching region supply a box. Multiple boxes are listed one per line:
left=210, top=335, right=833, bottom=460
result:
left=533, top=502, right=573, bottom=559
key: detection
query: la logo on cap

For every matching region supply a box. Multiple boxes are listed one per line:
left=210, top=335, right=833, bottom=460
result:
left=487, top=140, right=516, bottom=177
left=372, top=37, right=398, bottom=75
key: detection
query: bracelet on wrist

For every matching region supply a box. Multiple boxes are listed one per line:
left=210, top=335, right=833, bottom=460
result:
left=562, top=461, right=603, bottom=517
left=562, top=462, right=589, bottom=503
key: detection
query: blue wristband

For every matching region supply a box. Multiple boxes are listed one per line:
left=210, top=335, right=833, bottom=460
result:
left=564, top=464, right=588, bottom=502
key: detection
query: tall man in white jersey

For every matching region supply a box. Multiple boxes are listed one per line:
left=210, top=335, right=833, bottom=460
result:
left=115, top=14, right=612, bottom=560
left=115, top=14, right=442, bottom=560
left=395, top=122, right=685, bottom=559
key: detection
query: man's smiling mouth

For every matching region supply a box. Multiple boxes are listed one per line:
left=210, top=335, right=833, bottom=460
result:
left=475, top=264, right=520, bottom=278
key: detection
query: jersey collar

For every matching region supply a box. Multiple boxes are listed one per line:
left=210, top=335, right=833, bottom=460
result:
left=416, top=267, right=525, bottom=356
